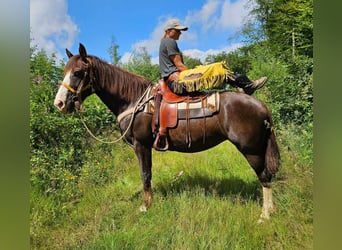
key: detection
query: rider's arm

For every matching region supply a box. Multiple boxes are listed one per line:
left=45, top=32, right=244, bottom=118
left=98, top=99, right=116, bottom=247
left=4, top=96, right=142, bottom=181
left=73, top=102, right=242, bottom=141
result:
left=170, top=54, right=188, bottom=72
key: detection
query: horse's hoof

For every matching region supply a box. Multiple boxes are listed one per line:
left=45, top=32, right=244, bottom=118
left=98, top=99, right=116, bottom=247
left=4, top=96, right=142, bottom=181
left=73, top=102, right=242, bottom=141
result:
left=257, top=214, right=270, bottom=224
left=257, top=218, right=266, bottom=224
left=139, top=205, right=148, bottom=212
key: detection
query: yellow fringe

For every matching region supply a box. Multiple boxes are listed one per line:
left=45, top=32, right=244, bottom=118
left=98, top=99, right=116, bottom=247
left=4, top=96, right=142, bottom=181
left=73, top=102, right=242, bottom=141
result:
left=174, top=61, right=234, bottom=94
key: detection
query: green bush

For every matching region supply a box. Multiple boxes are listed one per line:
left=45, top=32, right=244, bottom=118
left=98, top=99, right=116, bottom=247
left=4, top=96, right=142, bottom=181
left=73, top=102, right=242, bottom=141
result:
left=30, top=48, right=119, bottom=222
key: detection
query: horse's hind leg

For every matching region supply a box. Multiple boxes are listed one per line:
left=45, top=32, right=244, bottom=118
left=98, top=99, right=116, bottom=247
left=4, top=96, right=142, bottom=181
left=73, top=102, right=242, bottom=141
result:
left=259, top=185, right=274, bottom=223
left=244, top=154, right=274, bottom=222
left=256, top=163, right=275, bottom=222
left=256, top=170, right=275, bottom=222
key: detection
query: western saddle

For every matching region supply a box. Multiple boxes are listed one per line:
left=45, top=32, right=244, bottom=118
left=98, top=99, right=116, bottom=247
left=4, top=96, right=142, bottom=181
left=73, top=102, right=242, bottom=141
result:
left=152, top=79, right=220, bottom=151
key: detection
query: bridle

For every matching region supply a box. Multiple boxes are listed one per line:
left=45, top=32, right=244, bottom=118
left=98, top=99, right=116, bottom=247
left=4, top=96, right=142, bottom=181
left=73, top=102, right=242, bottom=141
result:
left=61, top=79, right=94, bottom=102
left=61, top=59, right=96, bottom=105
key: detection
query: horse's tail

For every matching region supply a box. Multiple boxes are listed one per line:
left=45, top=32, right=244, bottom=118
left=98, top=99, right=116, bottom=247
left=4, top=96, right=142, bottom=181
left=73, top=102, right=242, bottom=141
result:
left=265, top=119, right=281, bottom=175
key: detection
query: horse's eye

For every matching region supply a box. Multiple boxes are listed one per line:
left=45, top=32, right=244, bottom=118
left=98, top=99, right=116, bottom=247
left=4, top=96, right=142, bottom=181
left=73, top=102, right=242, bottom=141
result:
left=73, top=70, right=84, bottom=78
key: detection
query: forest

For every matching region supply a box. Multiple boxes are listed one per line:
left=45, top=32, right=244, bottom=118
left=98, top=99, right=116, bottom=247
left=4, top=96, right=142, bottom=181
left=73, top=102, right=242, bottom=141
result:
left=30, top=0, right=313, bottom=248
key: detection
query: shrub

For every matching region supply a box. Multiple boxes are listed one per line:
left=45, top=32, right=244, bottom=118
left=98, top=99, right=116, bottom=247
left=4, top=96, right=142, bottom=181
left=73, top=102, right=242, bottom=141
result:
left=30, top=47, right=119, bottom=220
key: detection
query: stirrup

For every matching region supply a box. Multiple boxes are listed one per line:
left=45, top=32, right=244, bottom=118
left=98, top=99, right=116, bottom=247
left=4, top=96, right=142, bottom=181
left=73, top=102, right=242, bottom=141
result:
left=153, top=134, right=169, bottom=151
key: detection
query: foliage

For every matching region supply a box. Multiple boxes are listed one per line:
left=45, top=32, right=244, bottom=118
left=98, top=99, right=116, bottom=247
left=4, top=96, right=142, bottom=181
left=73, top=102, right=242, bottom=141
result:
left=207, top=2, right=313, bottom=129
left=183, top=55, right=202, bottom=69
left=241, top=43, right=313, bottom=128
left=30, top=54, right=84, bottom=229
left=30, top=48, right=84, bottom=174
left=205, top=45, right=255, bottom=74
left=250, top=0, right=313, bottom=60
left=30, top=46, right=118, bottom=235
left=107, top=36, right=121, bottom=65
left=122, top=46, right=160, bottom=82
left=30, top=47, right=64, bottom=86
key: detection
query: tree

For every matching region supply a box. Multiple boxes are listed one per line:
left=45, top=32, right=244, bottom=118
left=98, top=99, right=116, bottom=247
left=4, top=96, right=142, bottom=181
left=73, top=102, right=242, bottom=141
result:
left=204, top=46, right=255, bottom=74
left=239, top=0, right=313, bottom=128
left=30, top=48, right=64, bottom=88
left=183, top=55, right=201, bottom=69
left=122, top=47, right=160, bottom=82
left=250, top=0, right=313, bottom=60
left=107, top=36, right=121, bottom=65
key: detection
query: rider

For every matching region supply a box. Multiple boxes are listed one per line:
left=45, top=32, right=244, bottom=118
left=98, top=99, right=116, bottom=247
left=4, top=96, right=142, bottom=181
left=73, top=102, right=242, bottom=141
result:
left=159, top=18, right=268, bottom=95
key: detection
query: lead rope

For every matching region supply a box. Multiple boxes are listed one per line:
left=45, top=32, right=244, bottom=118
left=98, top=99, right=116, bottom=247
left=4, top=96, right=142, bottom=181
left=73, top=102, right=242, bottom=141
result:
left=76, top=108, right=135, bottom=144
left=76, top=84, right=153, bottom=144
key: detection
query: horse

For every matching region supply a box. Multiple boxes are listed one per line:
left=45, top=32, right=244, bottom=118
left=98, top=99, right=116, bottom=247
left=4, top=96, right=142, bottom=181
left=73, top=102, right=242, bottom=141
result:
left=54, top=43, right=280, bottom=222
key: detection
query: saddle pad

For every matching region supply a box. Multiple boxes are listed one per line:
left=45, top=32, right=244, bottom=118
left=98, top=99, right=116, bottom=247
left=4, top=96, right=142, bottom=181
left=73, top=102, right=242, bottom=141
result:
left=177, top=92, right=220, bottom=119
left=174, top=61, right=234, bottom=94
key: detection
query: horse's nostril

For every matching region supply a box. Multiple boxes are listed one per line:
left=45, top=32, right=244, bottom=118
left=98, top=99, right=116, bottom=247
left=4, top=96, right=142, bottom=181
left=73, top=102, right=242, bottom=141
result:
left=54, top=99, right=65, bottom=111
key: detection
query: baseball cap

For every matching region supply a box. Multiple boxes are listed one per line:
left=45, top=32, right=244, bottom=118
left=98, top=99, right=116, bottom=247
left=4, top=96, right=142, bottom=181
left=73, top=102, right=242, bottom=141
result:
left=164, top=19, right=188, bottom=31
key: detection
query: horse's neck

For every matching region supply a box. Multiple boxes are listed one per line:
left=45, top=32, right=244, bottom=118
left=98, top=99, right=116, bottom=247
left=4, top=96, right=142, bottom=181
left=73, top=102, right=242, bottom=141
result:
left=92, top=63, right=148, bottom=116
left=94, top=90, right=126, bottom=116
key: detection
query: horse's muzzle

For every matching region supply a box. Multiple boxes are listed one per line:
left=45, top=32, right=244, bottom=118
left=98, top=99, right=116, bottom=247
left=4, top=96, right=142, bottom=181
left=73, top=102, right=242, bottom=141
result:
left=54, top=98, right=67, bottom=113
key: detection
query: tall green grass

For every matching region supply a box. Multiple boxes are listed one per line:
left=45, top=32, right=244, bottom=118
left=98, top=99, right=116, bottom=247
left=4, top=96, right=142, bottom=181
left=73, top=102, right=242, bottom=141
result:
left=31, top=130, right=313, bottom=249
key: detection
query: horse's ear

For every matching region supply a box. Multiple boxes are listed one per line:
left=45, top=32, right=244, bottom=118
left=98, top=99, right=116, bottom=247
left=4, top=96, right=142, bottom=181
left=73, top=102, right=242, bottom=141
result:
left=79, top=43, right=87, bottom=61
left=66, top=48, right=73, bottom=58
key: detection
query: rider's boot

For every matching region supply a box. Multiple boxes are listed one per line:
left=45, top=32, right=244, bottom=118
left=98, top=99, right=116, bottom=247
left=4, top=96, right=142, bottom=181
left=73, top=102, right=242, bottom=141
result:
left=233, top=74, right=268, bottom=95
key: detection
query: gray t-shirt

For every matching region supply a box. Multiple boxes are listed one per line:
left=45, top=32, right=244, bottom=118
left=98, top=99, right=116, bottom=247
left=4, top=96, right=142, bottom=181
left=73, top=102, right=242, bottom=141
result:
left=159, top=38, right=183, bottom=78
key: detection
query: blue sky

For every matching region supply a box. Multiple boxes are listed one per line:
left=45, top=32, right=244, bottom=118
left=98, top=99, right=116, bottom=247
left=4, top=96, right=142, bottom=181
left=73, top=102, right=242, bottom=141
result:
left=30, top=0, right=254, bottom=64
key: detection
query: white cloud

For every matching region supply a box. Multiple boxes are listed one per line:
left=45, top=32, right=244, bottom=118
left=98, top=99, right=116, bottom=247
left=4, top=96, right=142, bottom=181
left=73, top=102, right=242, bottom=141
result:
left=219, top=0, right=250, bottom=29
left=184, top=0, right=251, bottom=32
left=30, top=0, right=79, bottom=59
left=132, top=20, right=165, bottom=53
left=120, top=52, right=132, bottom=64
left=185, top=0, right=221, bottom=31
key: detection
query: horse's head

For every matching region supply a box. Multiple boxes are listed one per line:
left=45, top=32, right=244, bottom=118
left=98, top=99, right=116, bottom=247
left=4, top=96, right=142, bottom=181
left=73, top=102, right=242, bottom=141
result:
left=54, top=43, right=95, bottom=113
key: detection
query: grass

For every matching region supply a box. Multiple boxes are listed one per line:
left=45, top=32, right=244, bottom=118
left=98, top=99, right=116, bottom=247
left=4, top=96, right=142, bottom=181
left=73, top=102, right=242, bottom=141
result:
left=30, top=131, right=313, bottom=249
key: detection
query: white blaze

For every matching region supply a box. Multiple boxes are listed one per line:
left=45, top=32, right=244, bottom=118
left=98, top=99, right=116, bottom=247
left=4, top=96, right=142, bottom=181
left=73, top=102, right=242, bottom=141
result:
left=54, top=71, right=71, bottom=112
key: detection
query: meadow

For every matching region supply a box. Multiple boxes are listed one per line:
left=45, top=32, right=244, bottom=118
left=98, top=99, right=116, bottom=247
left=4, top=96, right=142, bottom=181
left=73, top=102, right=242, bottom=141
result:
left=31, top=127, right=313, bottom=249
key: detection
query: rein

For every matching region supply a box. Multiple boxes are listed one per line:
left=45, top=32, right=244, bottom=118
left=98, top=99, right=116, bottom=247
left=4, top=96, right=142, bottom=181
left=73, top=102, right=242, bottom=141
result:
left=76, top=108, right=130, bottom=144
left=77, top=84, right=153, bottom=144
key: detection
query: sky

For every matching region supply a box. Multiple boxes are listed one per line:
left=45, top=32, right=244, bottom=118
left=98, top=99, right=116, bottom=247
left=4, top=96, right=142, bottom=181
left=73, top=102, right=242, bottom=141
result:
left=30, top=0, right=255, bottom=64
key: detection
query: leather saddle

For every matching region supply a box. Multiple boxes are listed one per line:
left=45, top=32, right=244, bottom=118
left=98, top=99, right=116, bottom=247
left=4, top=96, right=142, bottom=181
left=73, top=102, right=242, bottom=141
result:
left=152, top=79, right=220, bottom=151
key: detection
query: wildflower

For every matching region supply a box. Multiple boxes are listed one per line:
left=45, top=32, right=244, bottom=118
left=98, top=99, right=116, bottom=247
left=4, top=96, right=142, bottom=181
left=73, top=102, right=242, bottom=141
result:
left=33, top=76, right=43, bottom=84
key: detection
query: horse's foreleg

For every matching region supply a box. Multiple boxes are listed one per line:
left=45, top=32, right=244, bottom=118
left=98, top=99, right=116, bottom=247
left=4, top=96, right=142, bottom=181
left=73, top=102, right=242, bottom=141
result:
left=258, top=185, right=274, bottom=223
left=134, top=142, right=153, bottom=212
left=140, top=186, right=152, bottom=212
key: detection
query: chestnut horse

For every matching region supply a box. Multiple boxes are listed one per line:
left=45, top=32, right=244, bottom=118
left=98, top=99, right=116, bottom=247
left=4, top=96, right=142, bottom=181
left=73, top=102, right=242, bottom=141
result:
left=54, top=44, right=280, bottom=221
